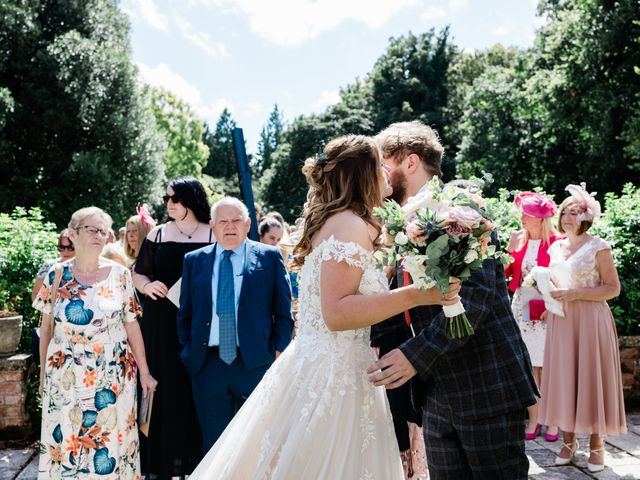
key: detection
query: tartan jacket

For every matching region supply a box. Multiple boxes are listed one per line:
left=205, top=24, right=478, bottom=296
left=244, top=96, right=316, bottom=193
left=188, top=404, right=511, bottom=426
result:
left=372, top=238, right=539, bottom=420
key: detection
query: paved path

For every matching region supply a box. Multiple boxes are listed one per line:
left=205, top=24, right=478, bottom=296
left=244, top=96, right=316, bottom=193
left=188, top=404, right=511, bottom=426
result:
left=3, top=414, right=640, bottom=479
left=525, top=413, right=640, bottom=479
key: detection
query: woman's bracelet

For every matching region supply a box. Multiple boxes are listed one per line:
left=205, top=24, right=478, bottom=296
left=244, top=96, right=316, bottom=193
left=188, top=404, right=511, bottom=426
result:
left=142, top=280, right=152, bottom=291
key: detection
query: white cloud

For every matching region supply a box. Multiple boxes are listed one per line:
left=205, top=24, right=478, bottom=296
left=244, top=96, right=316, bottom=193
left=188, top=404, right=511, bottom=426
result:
left=311, top=90, right=340, bottom=112
left=243, top=102, right=266, bottom=118
left=420, top=6, right=447, bottom=24
left=493, top=25, right=508, bottom=36
left=176, top=17, right=230, bottom=59
left=449, top=0, right=468, bottom=12
left=419, top=0, right=468, bottom=25
left=126, top=0, right=169, bottom=32
left=196, top=0, right=419, bottom=46
left=136, top=63, right=233, bottom=124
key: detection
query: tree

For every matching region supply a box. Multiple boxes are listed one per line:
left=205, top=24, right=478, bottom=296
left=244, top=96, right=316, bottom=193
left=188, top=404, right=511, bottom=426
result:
left=367, top=28, right=457, bottom=177
left=203, top=108, right=237, bottom=178
left=255, top=104, right=284, bottom=175
left=526, top=0, right=640, bottom=198
left=149, top=87, right=209, bottom=180
left=259, top=114, right=336, bottom=221
left=0, top=0, right=165, bottom=227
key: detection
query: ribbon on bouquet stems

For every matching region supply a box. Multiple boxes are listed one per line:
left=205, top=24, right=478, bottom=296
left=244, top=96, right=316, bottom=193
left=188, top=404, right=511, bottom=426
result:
left=442, top=302, right=474, bottom=338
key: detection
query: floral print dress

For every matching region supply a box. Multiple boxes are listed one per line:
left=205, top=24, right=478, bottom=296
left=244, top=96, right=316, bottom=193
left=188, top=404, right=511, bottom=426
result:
left=33, top=263, right=142, bottom=479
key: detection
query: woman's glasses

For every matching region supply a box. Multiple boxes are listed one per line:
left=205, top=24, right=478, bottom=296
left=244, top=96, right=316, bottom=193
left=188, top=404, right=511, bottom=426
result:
left=76, top=225, right=110, bottom=238
left=163, top=194, right=181, bottom=204
left=57, top=244, right=75, bottom=252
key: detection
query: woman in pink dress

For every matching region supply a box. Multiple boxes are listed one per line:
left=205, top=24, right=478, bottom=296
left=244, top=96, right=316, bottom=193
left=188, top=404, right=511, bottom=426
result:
left=504, top=192, right=562, bottom=442
left=538, top=183, right=626, bottom=473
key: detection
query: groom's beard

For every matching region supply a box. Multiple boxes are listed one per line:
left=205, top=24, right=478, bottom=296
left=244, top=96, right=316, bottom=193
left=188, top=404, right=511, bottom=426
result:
left=388, top=169, right=408, bottom=205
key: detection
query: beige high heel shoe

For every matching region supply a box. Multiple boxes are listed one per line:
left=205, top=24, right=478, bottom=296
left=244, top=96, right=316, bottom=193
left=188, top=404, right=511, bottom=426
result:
left=587, top=446, right=605, bottom=473
left=555, top=439, right=579, bottom=466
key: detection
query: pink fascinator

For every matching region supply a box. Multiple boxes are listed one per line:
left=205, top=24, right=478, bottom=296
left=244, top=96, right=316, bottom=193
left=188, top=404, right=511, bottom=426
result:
left=565, top=183, right=601, bottom=222
left=514, top=192, right=556, bottom=219
left=136, top=203, right=155, bottom=226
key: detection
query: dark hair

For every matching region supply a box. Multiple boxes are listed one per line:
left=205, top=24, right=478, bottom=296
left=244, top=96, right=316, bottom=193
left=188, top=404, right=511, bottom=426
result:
left=265, top=211, right=285, bottom=227
left=166, top=176, right=210, bottom=223
left=259, top=218, right=282, bottom=237
left=58, top=229, right=72, bottom=246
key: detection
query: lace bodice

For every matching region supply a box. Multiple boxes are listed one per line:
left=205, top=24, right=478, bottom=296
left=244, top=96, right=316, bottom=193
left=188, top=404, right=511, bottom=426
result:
left=548, top=236, right=611, bottom=289
left=296, top=236, right=388, bottom=344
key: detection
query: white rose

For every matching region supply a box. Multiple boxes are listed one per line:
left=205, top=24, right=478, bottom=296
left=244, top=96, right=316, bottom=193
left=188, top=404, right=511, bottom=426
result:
left=395, top=232, right=409, bottom=246
left=464, top=249, right=479, bottom=264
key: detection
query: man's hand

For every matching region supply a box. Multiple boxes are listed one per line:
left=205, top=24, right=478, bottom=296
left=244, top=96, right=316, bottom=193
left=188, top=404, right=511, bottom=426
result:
left=366, top=348, right=417, bottom=389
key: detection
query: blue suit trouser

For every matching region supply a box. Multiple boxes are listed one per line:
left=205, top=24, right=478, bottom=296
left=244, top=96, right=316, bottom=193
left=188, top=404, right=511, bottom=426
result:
left=191, top=348, right=269, bottom=453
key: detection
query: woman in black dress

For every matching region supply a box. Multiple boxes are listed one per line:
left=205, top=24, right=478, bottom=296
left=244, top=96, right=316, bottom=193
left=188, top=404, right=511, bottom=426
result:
left=133, top=177, right=213, bottom=478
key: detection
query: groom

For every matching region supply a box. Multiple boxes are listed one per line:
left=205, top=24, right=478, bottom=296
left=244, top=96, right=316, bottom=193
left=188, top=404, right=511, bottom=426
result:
left=368, top=121, right=538, bottom=479
left=177, top=197, right=293, bottom=452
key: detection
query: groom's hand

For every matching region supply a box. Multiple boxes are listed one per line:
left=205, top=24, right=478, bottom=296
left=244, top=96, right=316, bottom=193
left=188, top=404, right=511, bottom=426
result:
left=366, top=349, right=417, bottom=389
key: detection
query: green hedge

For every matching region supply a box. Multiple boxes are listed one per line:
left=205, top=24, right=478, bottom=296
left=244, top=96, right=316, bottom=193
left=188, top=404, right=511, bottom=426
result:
left=0, top=207, right=59, bottom=349
left=0, top=207, right=59, bottom=430
left=591, top=184, right=640, bottom=336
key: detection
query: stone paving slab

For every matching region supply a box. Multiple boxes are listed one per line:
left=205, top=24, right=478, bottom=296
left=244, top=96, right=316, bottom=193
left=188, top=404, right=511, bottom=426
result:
left=15, top=454, right=37, bottom=480
left=607, top=433, right=640, bottom=457
left=0, top=448, right=34, bottom=480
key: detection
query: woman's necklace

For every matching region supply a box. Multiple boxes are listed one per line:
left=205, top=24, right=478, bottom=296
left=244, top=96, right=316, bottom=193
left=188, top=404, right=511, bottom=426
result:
left=73, top=260, right=101, bottom=282
left=174, top=220, right=199, bottom=239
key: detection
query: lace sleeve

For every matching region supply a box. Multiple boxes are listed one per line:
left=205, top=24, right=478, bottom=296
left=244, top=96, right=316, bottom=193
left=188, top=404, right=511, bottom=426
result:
left=320, top=236, right=373, bottom=271
left=592, top=236, right=611, bottom=253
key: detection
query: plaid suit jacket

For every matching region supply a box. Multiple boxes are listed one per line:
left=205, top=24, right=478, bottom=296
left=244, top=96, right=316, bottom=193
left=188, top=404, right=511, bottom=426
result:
left=374, top=239, right=539, bottom=420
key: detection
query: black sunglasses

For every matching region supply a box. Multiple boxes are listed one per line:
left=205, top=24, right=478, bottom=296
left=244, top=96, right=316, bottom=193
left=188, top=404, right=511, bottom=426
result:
left=57, top=244, right=75, bottom=252
left=163, top=194, right=181, bottom=204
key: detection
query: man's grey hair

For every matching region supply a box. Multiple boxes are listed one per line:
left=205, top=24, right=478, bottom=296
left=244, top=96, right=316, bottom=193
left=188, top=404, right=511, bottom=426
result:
left=210, top=197, right=249, bottom=222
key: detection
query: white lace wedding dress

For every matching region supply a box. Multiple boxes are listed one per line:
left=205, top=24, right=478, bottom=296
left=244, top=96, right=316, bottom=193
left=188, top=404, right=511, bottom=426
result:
left=189, top=236, right=404, bottom=479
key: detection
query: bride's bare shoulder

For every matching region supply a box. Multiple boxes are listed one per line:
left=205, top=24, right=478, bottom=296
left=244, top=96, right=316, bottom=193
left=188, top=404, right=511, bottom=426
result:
left=313, top=212, right=373, bottom=251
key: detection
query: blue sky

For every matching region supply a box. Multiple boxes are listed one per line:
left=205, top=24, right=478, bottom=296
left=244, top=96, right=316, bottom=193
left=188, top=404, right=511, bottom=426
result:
left=122, top=0, right=544, bottom=153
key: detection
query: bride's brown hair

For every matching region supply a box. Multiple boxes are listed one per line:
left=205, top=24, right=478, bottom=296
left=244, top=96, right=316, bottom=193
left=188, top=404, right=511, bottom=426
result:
left=291, top=135, right=383, bottom=269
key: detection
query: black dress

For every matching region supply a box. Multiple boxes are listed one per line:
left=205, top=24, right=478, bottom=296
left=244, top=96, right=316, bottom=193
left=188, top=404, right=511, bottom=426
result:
left=134, top=227, right=212, bottom=478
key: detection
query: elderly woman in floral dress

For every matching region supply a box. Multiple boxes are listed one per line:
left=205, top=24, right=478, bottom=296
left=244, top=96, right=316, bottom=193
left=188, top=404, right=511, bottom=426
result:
left=33, top=206, right=157, bottom=479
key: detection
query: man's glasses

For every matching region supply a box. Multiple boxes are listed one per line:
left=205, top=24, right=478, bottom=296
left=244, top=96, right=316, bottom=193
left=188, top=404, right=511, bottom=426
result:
left=163, top=194, right=181, bottom=204
left=57, top=244, right=75, bottom=252
left=76, top=225, right=110, bottom=238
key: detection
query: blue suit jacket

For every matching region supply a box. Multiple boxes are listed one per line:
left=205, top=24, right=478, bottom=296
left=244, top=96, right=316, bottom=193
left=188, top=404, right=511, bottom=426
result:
left=176, top=240, right=294, bottom=375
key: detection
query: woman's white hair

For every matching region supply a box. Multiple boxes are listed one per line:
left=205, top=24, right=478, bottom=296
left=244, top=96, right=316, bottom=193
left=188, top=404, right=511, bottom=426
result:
left=68, top=206, right=113, bottom=230
left=210, top=197, right=249, bottom=222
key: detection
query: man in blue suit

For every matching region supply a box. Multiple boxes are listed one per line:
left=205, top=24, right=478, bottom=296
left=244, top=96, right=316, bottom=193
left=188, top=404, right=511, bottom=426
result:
left=177, top=197, right=293, bottom=452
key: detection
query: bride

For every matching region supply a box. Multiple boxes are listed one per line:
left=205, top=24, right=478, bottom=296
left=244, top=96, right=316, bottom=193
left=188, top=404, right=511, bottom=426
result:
left=189, top=134, right=460, bottom=479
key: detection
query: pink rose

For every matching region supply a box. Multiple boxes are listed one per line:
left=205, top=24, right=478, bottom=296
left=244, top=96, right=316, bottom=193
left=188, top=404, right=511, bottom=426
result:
left=447, top=206, right=483, bottom=230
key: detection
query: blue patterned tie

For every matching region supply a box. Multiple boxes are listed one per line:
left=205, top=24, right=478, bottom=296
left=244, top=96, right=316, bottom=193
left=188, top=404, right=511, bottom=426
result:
left=217, top=250, right=237, bottom=365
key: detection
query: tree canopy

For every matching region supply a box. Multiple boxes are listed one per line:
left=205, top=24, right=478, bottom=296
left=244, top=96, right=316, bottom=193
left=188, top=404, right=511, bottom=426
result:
left=0, top=0, right=165, bottom=227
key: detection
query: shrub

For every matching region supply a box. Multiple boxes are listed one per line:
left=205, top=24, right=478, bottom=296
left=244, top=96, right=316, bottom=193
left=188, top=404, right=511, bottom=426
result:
left=591, top=184, right=640, bottom=336
left=0, top=207, right=59, bottom=349
left=0, top=207, right=59, bottom=432
left=484, top=188, right=521, bottom=246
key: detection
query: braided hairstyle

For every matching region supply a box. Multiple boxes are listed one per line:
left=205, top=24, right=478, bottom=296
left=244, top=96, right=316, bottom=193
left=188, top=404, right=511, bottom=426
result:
left=291, top=135, right=383, bottom=269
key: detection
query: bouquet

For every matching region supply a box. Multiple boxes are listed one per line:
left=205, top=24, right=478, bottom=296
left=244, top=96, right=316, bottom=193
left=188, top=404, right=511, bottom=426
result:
left=374, top=177, right=510, bottom=338
left=522, top=266, right=565, bottom=317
